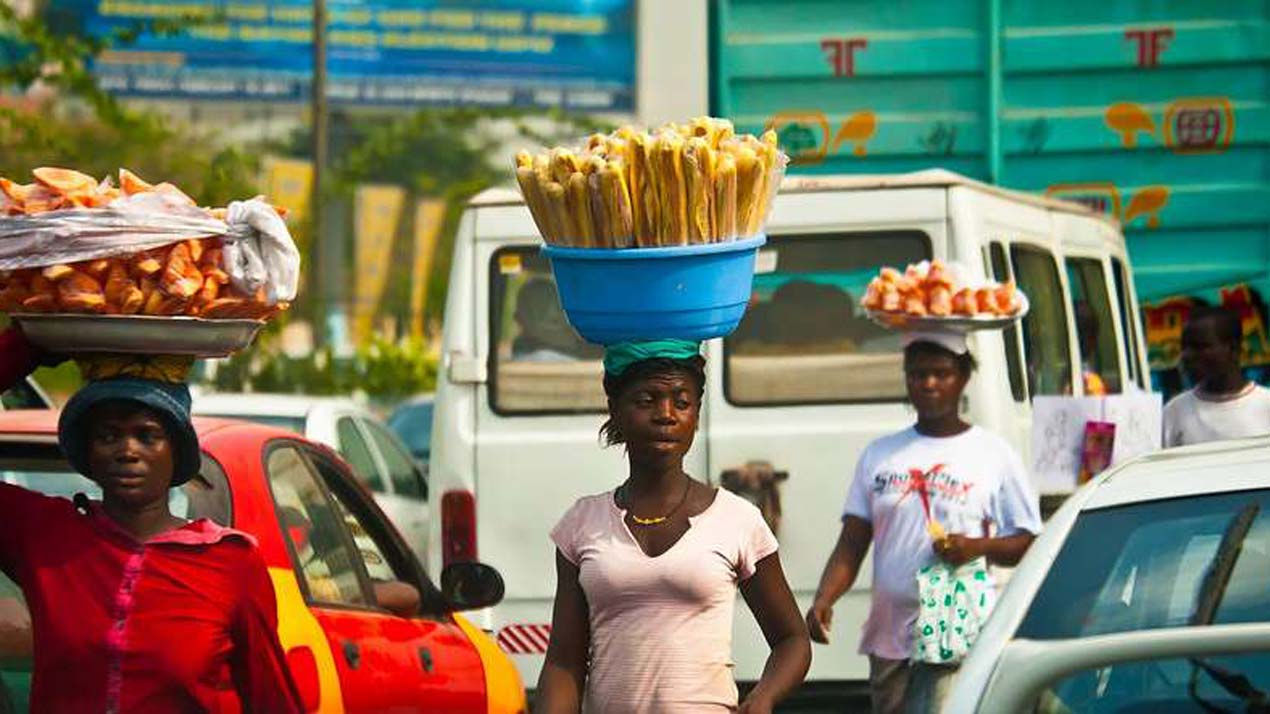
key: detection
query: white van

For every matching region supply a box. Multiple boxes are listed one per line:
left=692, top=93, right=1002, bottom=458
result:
left=428, top=169, right=1151, bottom=697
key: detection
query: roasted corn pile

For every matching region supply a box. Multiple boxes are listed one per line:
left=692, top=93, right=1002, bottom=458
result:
left=514, top=117, right=788, bottom=248
left=862, top=260, right=1021, bottom=318
left=0, top=167, right=289, bottom=321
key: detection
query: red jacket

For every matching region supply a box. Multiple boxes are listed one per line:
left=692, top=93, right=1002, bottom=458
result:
left=0, top=327, right=40, bottom=393
left=0, top=484, right=304, bottom=713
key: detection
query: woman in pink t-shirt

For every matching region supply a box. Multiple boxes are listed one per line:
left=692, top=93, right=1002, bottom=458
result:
left=537, top=341, right=811, bottom=714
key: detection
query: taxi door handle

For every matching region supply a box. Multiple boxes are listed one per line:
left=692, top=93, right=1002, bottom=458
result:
left=342, top=640, right=361, bottom=669
left=419, top=646, right=434, bottom=673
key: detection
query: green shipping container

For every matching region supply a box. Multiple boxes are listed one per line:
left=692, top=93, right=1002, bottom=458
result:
left=711, top=0, right=1270, bottom=389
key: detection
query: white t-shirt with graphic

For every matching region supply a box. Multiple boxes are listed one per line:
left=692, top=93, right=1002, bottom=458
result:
left=842, top=425, right=1042, bottom=660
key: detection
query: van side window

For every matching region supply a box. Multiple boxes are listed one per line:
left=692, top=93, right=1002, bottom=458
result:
left=1066, top=258, right=1123, bottom=395
left=724, top=231, right=930, bottom=405
left=1111, top=257, right=1143, bottom=388
left=990, top=241, right=1026, bottom=402
left=1010, top=245, right=1073, bottom=396
left=489, top=247, right=605, bottom=414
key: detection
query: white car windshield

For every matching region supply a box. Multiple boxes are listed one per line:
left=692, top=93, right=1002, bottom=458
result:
left=1017, top=490, right=1270, bottom=713
left=1019, top=489, right=1270, bottom=640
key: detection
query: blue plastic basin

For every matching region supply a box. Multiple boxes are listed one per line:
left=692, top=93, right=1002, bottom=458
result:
left=542, top=235, right=766, bottom=345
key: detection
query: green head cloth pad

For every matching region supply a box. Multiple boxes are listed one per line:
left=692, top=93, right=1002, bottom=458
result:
left=602, top=339, right=702, bottom=377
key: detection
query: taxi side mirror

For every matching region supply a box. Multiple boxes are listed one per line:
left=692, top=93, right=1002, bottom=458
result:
left=440, top=562, right=505, bottom=611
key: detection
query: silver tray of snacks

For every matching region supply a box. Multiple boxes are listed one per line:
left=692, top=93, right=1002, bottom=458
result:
left=10, top=313, right=265, bottom=358
left=866, top=292, right=1029, bottom=331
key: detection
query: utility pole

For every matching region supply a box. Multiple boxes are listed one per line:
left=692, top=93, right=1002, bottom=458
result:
left=311, top=0, right=329, bottom=343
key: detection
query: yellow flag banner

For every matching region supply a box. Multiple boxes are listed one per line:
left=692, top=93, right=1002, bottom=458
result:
left=352, top=184, right=406, bottom=345
left=262, top=157, right=313, bottom=222
left=410, top=199, right=447, bottom=339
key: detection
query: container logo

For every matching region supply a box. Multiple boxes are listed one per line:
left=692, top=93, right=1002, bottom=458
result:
left=1046, top=182, right=1170, bottom=229
left=765, top=110, right=877, bottom=164
left=1164, top=98, right=1235, bottom=154
left=1124, top=28, right=1173, bottom=68
left=1105, top=98, right=1234, bottom=154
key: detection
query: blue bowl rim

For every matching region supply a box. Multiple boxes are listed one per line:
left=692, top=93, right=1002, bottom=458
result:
left=541, top=234, right=766, bottom=260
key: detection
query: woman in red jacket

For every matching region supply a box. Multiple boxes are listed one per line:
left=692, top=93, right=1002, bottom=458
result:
left=0, top=326, right=303, bottom=712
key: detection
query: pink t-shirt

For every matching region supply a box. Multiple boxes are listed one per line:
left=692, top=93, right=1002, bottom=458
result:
left=550, top=487, right=779, bottom=713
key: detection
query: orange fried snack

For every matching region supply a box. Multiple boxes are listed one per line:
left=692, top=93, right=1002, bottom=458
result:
left=863, top=260, right=1020, bottom=319
left=0, top=166, right=291, bottom=321
left=55, top=269, right=107, bottom=314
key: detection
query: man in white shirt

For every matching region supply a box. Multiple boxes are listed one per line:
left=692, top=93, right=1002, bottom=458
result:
left=1164, top=307, right=1270, bottom=447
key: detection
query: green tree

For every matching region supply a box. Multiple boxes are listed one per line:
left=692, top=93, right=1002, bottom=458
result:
left=0, top=2, right=258, bottom=205
left=282, top=107, right=612, bottom=332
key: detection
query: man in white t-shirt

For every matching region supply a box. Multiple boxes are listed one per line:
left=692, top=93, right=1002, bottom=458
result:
left=805, top=331, right=1041, bottom=714
left=1164, top=307, right=1270, bottom=447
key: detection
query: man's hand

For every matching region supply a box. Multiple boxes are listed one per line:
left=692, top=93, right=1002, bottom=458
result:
left=805, top=601, right=833, bottom=644
left=934, top=534, right=983, bottom=566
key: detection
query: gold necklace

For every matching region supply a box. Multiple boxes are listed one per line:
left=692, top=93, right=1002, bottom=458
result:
left=625, top=480, right=691, bottom=526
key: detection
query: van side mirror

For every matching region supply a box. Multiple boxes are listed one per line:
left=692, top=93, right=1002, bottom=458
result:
left=440, top=561, right=504, bottom=611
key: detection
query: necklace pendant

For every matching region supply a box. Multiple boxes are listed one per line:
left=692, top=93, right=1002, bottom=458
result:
left=631, top=514, right=668, bottom=526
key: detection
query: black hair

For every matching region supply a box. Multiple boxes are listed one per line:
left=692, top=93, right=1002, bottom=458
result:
left=903, top=340, right=977, bottom=377
left=599, top=356, right=706, bottom=447
left=1186, top=306, right=1243, bottom=348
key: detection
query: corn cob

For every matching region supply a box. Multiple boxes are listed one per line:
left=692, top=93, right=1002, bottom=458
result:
left=515, top=165, right=555, bottom=244
left=733, top=145, right=764, bottom=239
left=713, top=154, right=738, bottom=240
left=550, top=148, right=582, bottom=185
left=542, top=180, right=572, bottom=247
left=749, top=130, right=783, bottom=235
left=587, top=172, right=609, bottom=246
left=683, top=137, right=715, bottom=244
left=566, top=172, right=595, bottom=247
left=629, top=132, right=659, bottom=246
left=654, top=131, right=688, bottom=245
left=600, top=159, right=634, bottom=248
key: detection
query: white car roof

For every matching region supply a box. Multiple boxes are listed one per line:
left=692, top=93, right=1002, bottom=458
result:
left=192, top=393, right=367, bottom=420
left=1084, top=436, right=1270, bottom=510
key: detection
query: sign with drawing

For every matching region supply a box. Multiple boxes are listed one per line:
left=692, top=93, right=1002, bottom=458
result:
left=1030, top=394, right=1163, bottom=494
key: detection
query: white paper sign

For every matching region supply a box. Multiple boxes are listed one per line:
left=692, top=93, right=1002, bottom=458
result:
left=1030, top=393, right=1164, bottom=494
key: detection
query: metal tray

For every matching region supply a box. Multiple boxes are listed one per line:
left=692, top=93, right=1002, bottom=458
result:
left=866, top=292, right=1030, bottom=332
left=10, top=314, right=265, bottom=358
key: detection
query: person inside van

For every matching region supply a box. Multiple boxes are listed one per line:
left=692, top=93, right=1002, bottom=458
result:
left=804, top=330, right=1041, bottom=714
left=1163, top=306, right=1270, bottom=447
left=511, top=278, right=601, bottom=362
left=537, top=340, right=811, bottom=713
left=1074, top=301, right=1108, bottom=396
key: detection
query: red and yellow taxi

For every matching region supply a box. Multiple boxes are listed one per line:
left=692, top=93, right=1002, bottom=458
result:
left=0, top=411, right=526, bottom=714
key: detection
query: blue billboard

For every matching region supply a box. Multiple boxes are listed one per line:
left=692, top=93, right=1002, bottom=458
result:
left=46, top=0, right=635, bottom=110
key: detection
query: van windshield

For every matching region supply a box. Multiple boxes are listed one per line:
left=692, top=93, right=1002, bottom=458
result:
left=489, top=248, right=605, bottom=414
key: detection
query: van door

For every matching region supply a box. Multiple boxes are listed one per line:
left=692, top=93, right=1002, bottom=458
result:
left=705, top=187, right=944, bottom=682
left=470, top=217, right=708, bottom=683
left=1064, top=254, right=1125, bottom=396
left=964, top=189, right=1068, bottom=466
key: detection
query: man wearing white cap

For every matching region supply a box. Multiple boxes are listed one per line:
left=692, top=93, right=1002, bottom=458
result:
left=805, top=330, right=1041, bottom=714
